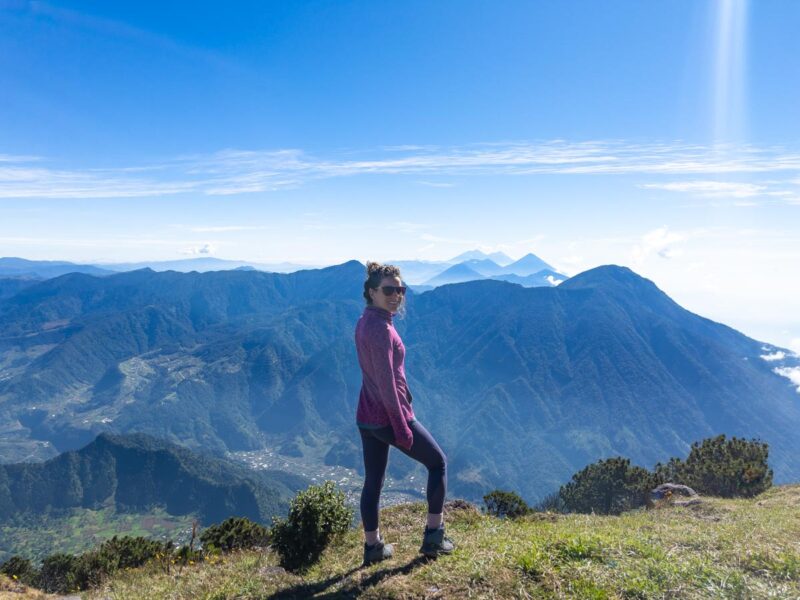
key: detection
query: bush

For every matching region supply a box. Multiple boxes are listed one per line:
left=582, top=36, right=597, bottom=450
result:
left=654, top=435, right=772, bottom=498
left=483, top=489, right=530, bottom=518
left=73, top=550, right=117, bottom=590
left=271, top=481, right=352, bottom=572
left=559, top=457, right=656, bottom=515
left=96, top=535, right=169, bottom=569
left=38, top=553, right=80, bottom=594
left=74, top=535, right=170, bottom=589
left=0, top=556, right=38, bottom=587
left=200, top=517, right=270, bottom=553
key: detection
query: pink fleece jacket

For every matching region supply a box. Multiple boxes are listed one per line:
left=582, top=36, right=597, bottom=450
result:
left=355, top=305, right=416, bottom=450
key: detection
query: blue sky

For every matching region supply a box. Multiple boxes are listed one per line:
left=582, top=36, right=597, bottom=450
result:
left=1, top=0, right=799, bottom=351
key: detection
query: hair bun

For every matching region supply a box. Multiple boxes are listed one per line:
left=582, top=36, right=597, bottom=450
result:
left=365, top=261, right=382, bottom=276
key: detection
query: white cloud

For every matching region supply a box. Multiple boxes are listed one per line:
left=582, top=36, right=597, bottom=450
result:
left=642, top=181, right=767, bottom=198
left=774, top=367, right=800, bottom=393
left=182, top=243, right=216, bottom=255
left=188, top=225, right=270, bottom=233
left=0, top=154, right=40, bottom=163
left=631, top=226, right=686, bottom=265
left=4, top=140, right=800, bottom=199
left=546, top=275, right=564, bottom=286
left=0, top=235, right=214, bottom=248
left=381, top=145, right=441, bottom=152
left=760, top=351, right=787, bottom=362
left=416, top=181, right=456, bottom=188
left=0, top=164, right=198, bottom=198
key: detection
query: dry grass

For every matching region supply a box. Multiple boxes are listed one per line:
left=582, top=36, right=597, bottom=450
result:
left=86, top=484, right=800, bottom=599
left=0, top=575, right=53, bottom=600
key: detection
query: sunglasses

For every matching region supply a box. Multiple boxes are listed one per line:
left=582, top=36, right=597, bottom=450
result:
left=379, top=285, right=407, bottom=296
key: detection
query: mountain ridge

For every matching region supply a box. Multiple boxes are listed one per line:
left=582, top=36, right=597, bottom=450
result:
left=1, top=262, right=798, bottom=502
left=0, top=432, right=308, bottom=526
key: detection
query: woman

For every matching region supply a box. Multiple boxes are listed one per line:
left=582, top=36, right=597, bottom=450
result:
left=355, top=261, right=454, bottom=566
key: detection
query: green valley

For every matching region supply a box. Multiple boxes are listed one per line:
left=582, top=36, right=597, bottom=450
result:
left=0, top=506, right=194, bottom=564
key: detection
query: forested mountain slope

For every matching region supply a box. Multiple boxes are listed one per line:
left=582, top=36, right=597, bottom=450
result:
left=0, top=262, right=797, bottom=500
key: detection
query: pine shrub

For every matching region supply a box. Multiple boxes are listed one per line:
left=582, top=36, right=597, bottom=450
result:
left=559, top=457, right=656, bottom=515
left=270, top=481, right=352, bottom=572
left=654, top=435, right=772, bottom=498
left=0, top=555, right=38, bottom=587
left=38, top=553, right=80, bottom=594
left=483, top=489, right=531, bottom=518
left=95, top=535, right=169, bottom=569
left=200, top=516, right=270, bottom=553
left=77, top=535, right=170, bottom=588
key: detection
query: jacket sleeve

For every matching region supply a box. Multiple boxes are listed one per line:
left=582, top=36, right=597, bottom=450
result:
left=364, top=323, right=414, bottom=450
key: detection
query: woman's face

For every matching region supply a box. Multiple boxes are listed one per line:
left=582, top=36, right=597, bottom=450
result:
left=370, top=275, right=405, bottom=313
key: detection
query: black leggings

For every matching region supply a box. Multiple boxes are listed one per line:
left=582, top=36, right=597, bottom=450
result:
left=359, top=420, right=447, bottom=532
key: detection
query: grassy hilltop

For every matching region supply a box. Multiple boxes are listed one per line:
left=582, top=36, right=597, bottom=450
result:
left=69, top=484, right=800, bottom=600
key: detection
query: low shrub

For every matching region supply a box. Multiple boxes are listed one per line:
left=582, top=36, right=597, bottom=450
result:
left=559, top=457, right=656, bottom=515
left=74, top=535, right=171, bottom=588
left=97, top=535, right=169, bottom=569
left=73, top=549, right=118, bottom=590
left=0, top=555, right=38, bottom=587
left=200, top=516, right=270, bottom=553
left=270, top=481, right=352, bottom=572
left=38, top=552, right=80, bottom=594
left=483, top=489, right=530, bottom=518
left=654, top=435, right=772, bottom=498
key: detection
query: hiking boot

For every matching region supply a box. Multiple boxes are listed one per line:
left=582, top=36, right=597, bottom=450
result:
left=363, top=537, right=394, bottom=566
left=419, top=526, right=455, bottom=558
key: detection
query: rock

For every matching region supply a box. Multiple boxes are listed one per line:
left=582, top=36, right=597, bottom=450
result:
left=650, top=483, right=698, bottom=501
left=444, top=499, right=480, bottom=514
left=673, top=498, right=703, bottom=507
left=259, top=565, right=287, bottom=577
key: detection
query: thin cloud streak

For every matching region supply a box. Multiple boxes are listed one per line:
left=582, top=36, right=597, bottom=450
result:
left=642, top=181, right=766, bottom=197
left=188, top=225, right=272, bottom=233
left=0, top=154, right=41, bottom=163
left=0, top=235, right=220, bottom=248
left=642, top=180, right=796, bottom=198
left=3, top=140, right=800, bottom=199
